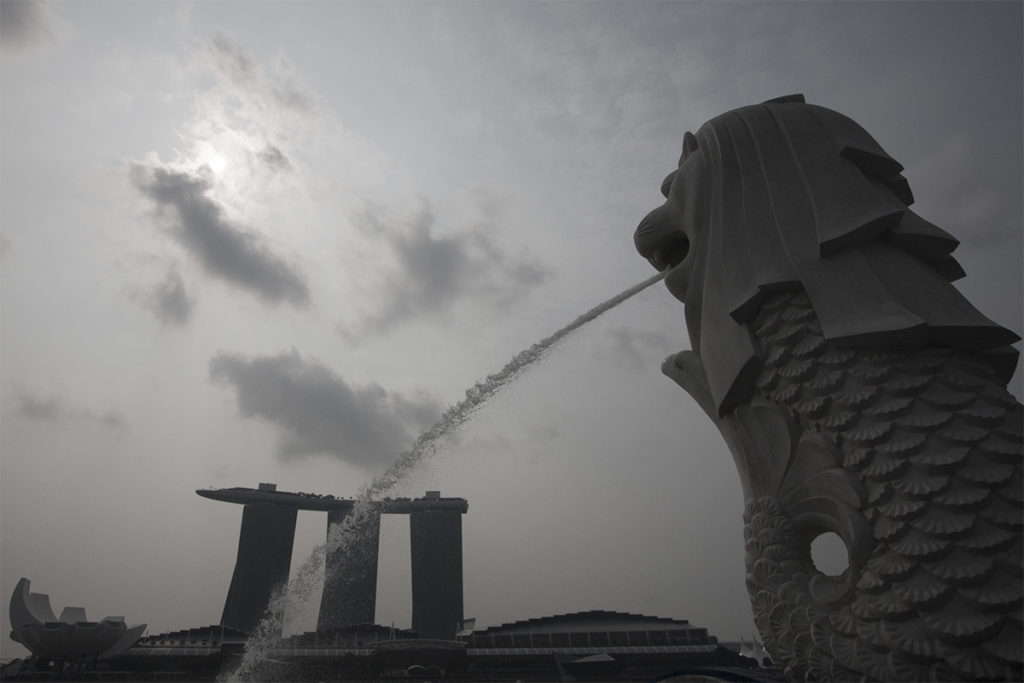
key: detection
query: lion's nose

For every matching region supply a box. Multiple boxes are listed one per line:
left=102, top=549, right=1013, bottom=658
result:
left=634, top=206, right=669, bottom=259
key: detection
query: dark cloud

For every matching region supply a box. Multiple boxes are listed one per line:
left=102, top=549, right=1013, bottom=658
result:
left=16, top=390, right=124, bottom=430
left=146, top=268, right=195, bottom=326
left=208, top=350, right=441, bottom=466
left=271, top=85, right=314, bottom=112
left=89, top=411, right=125, bottom=430
left=131, top=164, right=310, bottom=306
left=207, top=33, right=258, bottom=85
left=353, top=201, right=548, bottom=333
left=0, top=0, right=51, bottom=49
left=206, top=33, right=313, bottom=112
left=17, top=392, right=61, bottom=420
left=257, top=144, right=291, bottom=173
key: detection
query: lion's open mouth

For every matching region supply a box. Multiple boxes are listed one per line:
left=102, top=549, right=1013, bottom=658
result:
left=650, top=232, right=689, bottom=272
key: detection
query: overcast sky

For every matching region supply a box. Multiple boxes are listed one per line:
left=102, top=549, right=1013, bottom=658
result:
left=2, top=0, right=1021, bottom=657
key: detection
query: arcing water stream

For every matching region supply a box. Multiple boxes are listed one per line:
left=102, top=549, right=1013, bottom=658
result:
left=225, top=271, right=666, bottom=681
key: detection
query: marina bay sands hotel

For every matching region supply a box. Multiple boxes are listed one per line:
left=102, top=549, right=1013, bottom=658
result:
left=196, top=484, right=467, bottom=641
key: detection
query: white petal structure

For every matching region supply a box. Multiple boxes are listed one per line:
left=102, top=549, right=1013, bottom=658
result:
left=9, top=578, right=146, bottom=661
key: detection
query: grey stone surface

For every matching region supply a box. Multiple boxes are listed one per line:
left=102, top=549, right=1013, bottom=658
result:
left=635, top=95, right=1023, bottom=681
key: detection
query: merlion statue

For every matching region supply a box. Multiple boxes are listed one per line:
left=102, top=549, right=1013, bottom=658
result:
left=634, top=94, right=1022, bottom=681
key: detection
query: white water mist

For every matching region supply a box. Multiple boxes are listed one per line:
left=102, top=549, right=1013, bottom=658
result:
left=225, top=272, right=666, bottom=681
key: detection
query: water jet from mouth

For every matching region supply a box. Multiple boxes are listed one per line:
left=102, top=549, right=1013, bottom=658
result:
left=224, top=270, right=666, bottom=681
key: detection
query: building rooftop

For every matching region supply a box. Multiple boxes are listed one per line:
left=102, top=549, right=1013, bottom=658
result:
left=470, top=610, right=705, bottom=635
left=196, top=486, right=468, bottom=513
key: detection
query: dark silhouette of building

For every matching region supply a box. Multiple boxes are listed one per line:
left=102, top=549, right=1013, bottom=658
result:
left=219, top=484, right=298, bottom=634
left=42, top=611, right=770, bottom=682
left=198, top=485, right=468, bottom=639
left=317, top=507, right=381, bottom=630
left=410, top=493, right=464, bottom=640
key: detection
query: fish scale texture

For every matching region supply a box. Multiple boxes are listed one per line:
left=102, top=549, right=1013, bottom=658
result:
left=744, top=290, right=1023, bottom=682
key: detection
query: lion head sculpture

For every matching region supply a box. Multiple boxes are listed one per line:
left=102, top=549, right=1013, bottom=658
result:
left=635, top=93, right=1019, bottom=417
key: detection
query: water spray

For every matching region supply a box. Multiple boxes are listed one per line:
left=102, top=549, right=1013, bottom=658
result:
left=225, top=271, right=666, bottom=681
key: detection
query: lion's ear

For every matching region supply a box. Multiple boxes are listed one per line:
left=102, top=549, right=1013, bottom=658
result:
left=679, top=131, right=699, bottom=166
left=663, top=132, right=699, bottom=198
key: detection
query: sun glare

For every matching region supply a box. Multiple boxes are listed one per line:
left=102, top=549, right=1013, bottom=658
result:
left=194, top=140, right=229, bottom=177
left=204, top=150, right=229, bottom=176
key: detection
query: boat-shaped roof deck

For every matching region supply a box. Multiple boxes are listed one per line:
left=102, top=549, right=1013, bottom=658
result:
left=196, top=486, right=468, bottom=513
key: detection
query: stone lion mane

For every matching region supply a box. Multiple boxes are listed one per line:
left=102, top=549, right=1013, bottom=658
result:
left=675, top=94, right=1019, bottom=416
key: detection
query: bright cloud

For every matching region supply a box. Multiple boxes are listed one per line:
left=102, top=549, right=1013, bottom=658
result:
left=142, top=267, right=195, bottom=326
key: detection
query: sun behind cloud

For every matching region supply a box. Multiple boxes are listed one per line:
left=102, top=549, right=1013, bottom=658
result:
left=196, top=142, right=228, bottom=177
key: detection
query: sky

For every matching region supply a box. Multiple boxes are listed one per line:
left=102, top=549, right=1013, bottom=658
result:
left=1, top=0, right=1021, bottom=658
